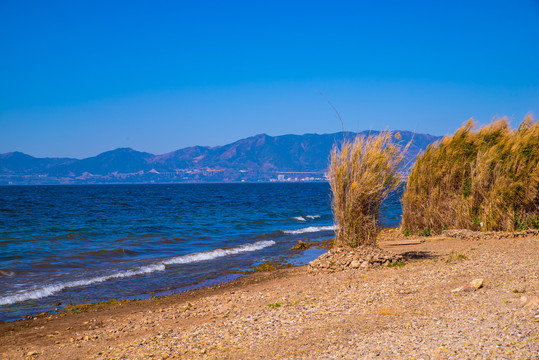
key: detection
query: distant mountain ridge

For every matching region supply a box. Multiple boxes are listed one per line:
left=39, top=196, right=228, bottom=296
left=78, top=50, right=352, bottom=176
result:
left=0, top=131, right=441, bottom=184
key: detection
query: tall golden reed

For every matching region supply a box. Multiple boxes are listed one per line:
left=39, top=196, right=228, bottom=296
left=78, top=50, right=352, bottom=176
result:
left=402, top=115, right=539, bottom=233
left=328, top=132, right=406, bottom=248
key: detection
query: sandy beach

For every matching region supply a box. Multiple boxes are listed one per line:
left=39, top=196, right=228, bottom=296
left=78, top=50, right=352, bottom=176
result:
left=1, top=230, right=538, bottom=359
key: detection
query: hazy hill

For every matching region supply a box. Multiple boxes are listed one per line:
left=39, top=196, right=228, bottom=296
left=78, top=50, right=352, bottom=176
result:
left=0, top=131, right=441, bottom=184
left=0, top=152, right=76, bottom=174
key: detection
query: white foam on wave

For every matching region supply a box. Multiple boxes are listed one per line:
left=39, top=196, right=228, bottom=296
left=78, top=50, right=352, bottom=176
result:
left=284, top=225, right=336, bottom=235
left=0, top=240, right=275, bottom=306
left=292, top=216, right=306, bottom=222
left=0, top=263, right=166, bottom=306
left=162, top=240, right=275, bottom=265
left=306, top=215, right=321, bottom=219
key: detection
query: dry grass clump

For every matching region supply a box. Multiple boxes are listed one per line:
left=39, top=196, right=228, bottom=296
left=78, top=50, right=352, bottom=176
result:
left=328, top=132, right=406, bottom=248
left=402, top=115, right=539, bottom=233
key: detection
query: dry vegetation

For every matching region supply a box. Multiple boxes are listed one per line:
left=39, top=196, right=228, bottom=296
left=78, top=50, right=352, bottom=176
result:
left=402, top=115, right=539, bottom=234
left=328, top=132, right=406, bottom=248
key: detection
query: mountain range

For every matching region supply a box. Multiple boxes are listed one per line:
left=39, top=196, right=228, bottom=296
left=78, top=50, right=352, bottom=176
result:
left=0, top=131, right=441, bottom=185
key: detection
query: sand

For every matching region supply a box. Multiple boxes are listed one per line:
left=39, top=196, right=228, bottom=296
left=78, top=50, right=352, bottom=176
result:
left=1, top=231, right=538, bottom=359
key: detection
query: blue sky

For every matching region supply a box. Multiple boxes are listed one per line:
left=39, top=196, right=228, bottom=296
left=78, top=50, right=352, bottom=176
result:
left=1, top=0, right=538, bottom=158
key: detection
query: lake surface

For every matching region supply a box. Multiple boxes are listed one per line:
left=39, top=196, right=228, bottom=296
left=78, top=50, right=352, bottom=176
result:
left=0, top=183, right=402, bottom=321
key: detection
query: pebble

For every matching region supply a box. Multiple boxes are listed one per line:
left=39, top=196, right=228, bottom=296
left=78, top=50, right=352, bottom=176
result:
left=470, top=278, right=483, bottom=289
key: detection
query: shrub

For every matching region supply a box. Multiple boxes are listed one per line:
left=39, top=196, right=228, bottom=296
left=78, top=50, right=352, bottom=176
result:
left=328, top=131, right=407, bottom=248
left=402, top=115, right=539, bottom=233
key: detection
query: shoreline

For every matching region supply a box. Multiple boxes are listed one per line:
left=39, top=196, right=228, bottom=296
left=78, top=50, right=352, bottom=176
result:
left=1, top=231, right=538, bottom=359
left=0, top=237, right=333, bottom=324
left=6, top=259, right=308, bottom=324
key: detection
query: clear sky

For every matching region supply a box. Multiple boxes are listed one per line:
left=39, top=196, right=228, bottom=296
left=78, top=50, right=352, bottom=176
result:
left=1, top=0, right=538, bottom=159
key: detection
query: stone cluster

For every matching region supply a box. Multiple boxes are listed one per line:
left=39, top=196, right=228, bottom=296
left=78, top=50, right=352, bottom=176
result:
left=308, top=246, right=403, bottom=272
left=442, top=229, right=539, bottom=240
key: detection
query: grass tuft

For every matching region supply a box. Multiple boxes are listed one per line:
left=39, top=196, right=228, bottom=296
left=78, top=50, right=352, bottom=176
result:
left=446, top=250, right=467, bottom=263
left=328, top=131, right=407, bottom=248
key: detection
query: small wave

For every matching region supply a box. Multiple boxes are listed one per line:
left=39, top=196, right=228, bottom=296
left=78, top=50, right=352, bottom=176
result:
left=292, top=216, right=306, bottom=222
left=35, top=263, right=60, bottom=269
left=0, top=240, right=275, bottom=306
left=284, top=225, right=336, bottom=235
left=85, top=248, right=138, bottom=257
left=251, top=221, right=269, bottom=225
left=0, top=264, right=165, bottom=306
left=134, top=225, right=171, bottom=233
left=0, top=269, right=14, bottom=277
left=306, top=215, right=321, bottom=219
left=151, top=238, right=187, bottom=245
left=162, top=240, right=275, bottom=265
left=255, top=231, right=283, bottom=239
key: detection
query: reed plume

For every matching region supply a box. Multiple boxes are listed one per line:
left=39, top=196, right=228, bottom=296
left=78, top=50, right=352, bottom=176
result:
left=402, top=115, right=539, bottom=233
left=328, top=131, right=406, bottom=248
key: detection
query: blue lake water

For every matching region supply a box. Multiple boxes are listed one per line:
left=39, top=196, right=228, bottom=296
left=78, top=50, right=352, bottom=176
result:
left=0, top=183, right=402, bottom=321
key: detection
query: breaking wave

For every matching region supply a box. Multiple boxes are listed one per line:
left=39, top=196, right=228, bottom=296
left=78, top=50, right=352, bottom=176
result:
left=291, top=215, right=321, bottom=222
left=0, top=240, right=275, bottom=306
left=283, top=225, right=335, bottom=235
left=162, top=240, right=275, bottom=265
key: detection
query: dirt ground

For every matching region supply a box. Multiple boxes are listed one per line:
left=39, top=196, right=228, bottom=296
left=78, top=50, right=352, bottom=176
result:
left=1, top=232, right=538, bottom=359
